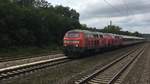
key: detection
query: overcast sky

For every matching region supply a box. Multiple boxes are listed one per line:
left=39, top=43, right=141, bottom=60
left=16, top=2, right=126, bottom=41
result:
left=47, top=0, right=150, bottom=34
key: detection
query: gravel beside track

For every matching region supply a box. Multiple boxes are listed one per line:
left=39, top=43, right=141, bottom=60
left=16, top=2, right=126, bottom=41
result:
left=1, top=44, right=144, bottom=84
left=122, top=43, right=150, bottom=84
left=0, top=54, right=64, bottom=69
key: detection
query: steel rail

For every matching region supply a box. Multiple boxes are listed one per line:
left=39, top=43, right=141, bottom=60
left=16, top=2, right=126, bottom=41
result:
left=0, top=54, right=63, bottom=62
left=0, top=56, right=69, bottom=80
left=107, top=46, right=146, bottom=84
left=75, top=45, right=145, bottom=84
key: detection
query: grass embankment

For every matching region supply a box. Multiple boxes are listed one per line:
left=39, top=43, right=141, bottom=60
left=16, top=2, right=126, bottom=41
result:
left=0, top=45, right=62, bottom=60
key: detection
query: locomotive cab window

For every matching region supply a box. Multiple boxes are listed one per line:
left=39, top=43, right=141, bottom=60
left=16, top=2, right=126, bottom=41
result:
left=115, top=36, right=119, bottom=39
left=65, top=32, right=80, bottom=38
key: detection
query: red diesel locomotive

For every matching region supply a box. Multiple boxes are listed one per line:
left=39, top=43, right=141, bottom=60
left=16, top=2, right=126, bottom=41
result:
left=63, top=29, right=144, bottom=58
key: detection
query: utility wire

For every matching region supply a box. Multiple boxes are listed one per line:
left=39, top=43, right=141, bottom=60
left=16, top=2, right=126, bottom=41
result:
left=121, top=0, right=135, bottom=18
left=121, top=0, right=129, bottom=16
left=103, top=0, right=123, bottom=17
left=103, top=0, right=125, bottom=26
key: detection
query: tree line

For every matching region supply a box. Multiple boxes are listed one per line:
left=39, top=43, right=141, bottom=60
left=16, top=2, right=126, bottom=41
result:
left=0, top=0, right=142, bottom=48
left=0, top=0, right=81, bottom=48
left=83, top=24, right=142, bottom=37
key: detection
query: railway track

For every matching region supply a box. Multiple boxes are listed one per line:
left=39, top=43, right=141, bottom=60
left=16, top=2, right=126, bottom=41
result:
left=75, top=44, right=147, bottom=84
left=0, top=56, right=70, bottom=81
left=0, top=53, right=63, bottom=62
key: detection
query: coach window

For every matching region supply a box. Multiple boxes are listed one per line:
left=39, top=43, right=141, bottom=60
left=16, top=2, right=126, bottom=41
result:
left=115, top=36, right=117, bottom=39
left=93, top=34, right=96, bottom=38
left=85, top=33, right=88, bottom=38
left=88, top=34, right=91, bottom=38
left=99, top=35, right=103, bottom=38
left=94, top=34, right=98, bottom=38
left=96, top=34, right=99, bottom=38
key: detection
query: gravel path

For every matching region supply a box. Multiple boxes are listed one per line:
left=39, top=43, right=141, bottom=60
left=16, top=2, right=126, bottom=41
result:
left=1, top=44, right=143, bottom=84
left=0, top=54, right=63, bottom=69
left=122, top=43, right=150, bottom=84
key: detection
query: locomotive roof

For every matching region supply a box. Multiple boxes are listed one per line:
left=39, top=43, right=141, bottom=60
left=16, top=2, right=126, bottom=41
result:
left=121, top=35, right=144, bottom=39
left=68, top=29, right=91, bottom=33
left=67, top=29, right=144, bottom=39
left=68, top=29, right=104, bottom=35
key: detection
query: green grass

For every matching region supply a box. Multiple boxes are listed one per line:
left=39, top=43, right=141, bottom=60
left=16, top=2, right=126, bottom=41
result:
left=0, top=45, right=62, bottom=60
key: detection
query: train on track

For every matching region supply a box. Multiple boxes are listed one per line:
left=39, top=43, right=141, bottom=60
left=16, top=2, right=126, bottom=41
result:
left=63, top=29, right=145, bottom=58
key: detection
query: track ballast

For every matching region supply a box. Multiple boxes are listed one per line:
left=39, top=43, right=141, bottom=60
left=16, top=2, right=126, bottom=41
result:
left=75, top=44, right=147, bottom=84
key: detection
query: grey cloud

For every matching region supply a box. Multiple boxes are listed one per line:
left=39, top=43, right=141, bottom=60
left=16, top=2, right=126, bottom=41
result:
left=80, top=0, right=150, bottom=20
left=47, top=0, right=150, bottom=33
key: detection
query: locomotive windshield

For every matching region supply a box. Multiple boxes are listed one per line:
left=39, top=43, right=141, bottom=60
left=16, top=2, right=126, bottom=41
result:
left=65, top=32, right=80, bottom=38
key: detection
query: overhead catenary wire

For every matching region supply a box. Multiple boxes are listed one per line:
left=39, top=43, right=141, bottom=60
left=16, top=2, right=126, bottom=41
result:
left=121, top=0, right=135, bottom=18
left=103, top=0, right=123, bottom=17
left=120, top=0, right=129, bottom=16
left=103, top=0, right=136, bottom=26
left=103, top=0, right=124, bottom=26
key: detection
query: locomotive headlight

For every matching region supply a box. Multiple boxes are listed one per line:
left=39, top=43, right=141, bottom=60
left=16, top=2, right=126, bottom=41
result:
left=64, top=44, right=67, bottom=46
left=64, top=40, right=79, bottom=43
left=73, top=40, right=79, bottom=44
left=64, top=40, right=69, bottom=43
left=64, top=40, right=66, bottom=43
left=75, top=44, right=79, bottom=47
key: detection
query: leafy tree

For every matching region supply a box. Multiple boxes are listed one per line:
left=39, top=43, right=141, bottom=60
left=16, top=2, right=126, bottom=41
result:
left=102, top=25, right=122, bottom=33
left=12, top=0, right=35, bottom=7
left=0, top=0, right=81, bottom=48
left=133, top=31, right=142, bottom=37
left=34, top=0, right=51, bottom=8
